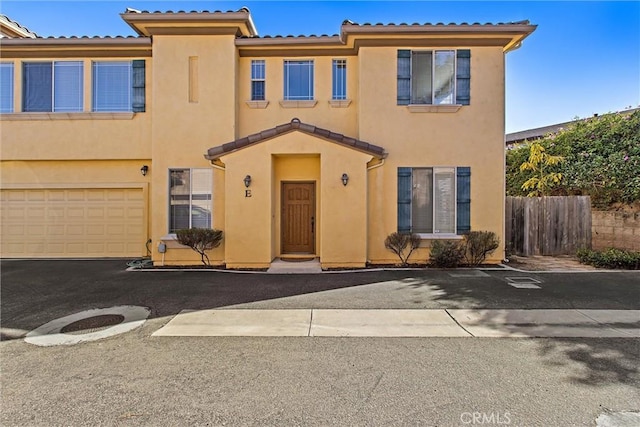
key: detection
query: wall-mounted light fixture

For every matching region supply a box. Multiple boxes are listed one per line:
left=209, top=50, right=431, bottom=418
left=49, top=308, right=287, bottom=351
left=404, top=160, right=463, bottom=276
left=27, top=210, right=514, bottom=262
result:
left=140, top=165, right=149, bottom=176
left=341, top=173, right=349, bottom=186
left=244, top=175, right=252, bottom=188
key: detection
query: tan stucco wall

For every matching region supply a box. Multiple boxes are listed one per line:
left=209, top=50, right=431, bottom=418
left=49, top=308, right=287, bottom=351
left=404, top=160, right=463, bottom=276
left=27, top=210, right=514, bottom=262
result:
left=237, top=56, right=359, bottom=138
left=149, top=35, right=238, bottom=265
left=358, top=46, right=507, bottom=264
left=221, top=131, right=371, bottom=268
left=0, top=57, right=152, bottom=161
left=1, top=34, right=511, bottom=266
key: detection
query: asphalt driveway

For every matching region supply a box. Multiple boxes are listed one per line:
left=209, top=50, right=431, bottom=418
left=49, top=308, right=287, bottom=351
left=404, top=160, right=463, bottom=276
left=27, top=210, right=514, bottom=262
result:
left=1, top=260, right=639, bottom=426
left=2, top=259, right=639, bottom=339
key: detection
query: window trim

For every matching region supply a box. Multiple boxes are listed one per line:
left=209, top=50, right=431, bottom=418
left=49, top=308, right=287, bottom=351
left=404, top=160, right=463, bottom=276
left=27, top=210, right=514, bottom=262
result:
left=283, top=59, right=314, bottom=101
left=250, top=59, right=266, bottom=101
left=21, top=60, right=84, bottom=113
left=332, top=58, right=347, bottom=101
left=410, top=50, right=457, bottom=106
left=0, top=62, right=14, bottom=113
left=168, top=168, right=213, bottom=233
left=92, top=60, right=133, bottom=113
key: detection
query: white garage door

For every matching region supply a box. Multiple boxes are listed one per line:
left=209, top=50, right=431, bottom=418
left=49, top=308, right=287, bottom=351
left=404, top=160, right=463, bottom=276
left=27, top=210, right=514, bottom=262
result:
left=1, top=188, right=145, bottom=258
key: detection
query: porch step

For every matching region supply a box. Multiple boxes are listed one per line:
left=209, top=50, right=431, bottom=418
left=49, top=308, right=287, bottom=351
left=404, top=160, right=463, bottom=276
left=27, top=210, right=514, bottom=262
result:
left=267, top=258, right=322, bottom=274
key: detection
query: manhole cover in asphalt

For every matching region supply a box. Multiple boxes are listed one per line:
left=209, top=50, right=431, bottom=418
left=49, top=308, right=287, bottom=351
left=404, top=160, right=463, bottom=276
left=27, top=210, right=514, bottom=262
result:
left=61, top=314, right=125, bottom=335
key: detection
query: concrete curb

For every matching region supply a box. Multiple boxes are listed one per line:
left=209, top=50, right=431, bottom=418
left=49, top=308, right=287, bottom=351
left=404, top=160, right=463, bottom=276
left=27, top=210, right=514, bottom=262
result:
left=25, top=305, right=150, bottom=346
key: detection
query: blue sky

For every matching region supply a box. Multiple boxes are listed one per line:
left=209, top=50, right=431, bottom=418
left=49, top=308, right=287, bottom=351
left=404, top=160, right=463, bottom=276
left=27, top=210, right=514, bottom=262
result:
left=2, top=1, right=638, bottom=133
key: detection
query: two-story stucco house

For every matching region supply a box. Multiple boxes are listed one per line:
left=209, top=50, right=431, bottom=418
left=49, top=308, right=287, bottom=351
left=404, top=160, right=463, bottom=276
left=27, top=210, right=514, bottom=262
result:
left=0, top=8, right=536, bottom=268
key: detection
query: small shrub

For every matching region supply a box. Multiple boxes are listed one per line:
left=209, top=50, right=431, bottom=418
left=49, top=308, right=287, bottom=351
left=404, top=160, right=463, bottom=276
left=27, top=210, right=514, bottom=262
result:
left=384, top=232, right=421, bottom=266
left=176, top=228, right=223, bottom=265
left=429, top=240, right=465, bottom=268
left=464, top=231, right=500, bottom=266
left=576, top=248, right=640, bottom=270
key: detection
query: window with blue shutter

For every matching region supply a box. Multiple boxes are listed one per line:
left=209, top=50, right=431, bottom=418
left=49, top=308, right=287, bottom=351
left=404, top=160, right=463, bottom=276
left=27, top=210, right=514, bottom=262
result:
left=397, top=50, right=411, bottom=105
left=398, top=166, right=471, bottom=235
left=132, top=59, right=146, bottom=112
left=456, top=50, right=471, bottom=105
left=397, top=168, right=412, bottom=233
left=397, top=49, right=471, bottom=106
left=456, top=167, right=471, bottom=234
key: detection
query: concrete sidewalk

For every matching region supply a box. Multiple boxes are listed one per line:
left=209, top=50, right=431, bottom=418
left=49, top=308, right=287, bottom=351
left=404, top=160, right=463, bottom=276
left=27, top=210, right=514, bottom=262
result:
left=152, top=308, right=640, bottom=338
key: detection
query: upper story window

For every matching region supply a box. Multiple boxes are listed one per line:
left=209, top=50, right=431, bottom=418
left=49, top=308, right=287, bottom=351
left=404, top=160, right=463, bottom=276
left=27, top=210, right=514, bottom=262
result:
left=397, top=49, right=470, bottom=106
left=251, top=60, right=265, bottom=101
left=169, top=168, right=213, bottom=233
left=283, top=60, right=314, bottom=100
left=332, top=59, right=347, bottom=100
left=92, top=60, right=145, bottom=113
left=23, top=61, right=83, bottom=112
left=0, top=63, right=14, bottom=113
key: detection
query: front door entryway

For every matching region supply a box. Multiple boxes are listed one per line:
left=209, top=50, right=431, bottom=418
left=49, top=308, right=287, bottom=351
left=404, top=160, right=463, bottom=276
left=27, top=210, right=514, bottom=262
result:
left=281, top=182, right=315, bottom=254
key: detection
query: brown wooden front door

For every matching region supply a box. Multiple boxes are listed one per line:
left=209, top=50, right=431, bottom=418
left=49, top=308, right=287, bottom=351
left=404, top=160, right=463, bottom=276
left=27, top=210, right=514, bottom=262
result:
left=282, top=182, right=315, bottom=254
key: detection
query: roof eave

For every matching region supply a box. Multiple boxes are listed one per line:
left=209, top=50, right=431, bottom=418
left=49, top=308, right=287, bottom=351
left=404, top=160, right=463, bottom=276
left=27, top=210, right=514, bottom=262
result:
left=120, top=10, right=258, bottom=37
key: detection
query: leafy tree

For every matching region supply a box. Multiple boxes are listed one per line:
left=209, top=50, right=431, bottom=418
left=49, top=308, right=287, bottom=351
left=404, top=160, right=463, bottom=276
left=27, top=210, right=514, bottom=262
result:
left=176, top=228, right=223, bottom=265
left=506, top=109, right=640, bottom=206
left=519, top=141, right=564, bottom=196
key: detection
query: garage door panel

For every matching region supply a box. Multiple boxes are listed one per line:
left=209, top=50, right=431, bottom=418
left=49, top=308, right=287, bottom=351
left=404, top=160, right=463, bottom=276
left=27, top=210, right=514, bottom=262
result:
left=27, top=191, right=45, bottom=201
left=47, top=191, right=65, bottom=201
left=1, top=188, right=145, bottom=258
left=107, top=190, right=126, bottom=201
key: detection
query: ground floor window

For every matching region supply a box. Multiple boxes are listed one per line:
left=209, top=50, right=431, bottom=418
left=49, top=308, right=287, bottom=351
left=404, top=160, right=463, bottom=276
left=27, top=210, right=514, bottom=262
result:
left=169, top=168, right=212, bottom=233
left=398, top=166, right=470, bottom=235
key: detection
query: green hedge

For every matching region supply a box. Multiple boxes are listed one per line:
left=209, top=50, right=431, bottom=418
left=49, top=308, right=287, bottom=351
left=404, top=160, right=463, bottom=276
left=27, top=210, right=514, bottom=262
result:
left=576, top=248, right=640, bottom=270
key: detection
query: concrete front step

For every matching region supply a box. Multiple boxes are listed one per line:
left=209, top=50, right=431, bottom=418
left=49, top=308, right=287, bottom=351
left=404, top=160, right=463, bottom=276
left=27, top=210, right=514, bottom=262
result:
left=266, top=258, right=322, bottom=274
left=152, top=309, right=640, bottom=338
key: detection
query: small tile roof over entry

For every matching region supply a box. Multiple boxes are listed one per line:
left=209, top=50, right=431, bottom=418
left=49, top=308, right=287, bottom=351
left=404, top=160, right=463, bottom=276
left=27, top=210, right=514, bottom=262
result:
left=205, top=118, right=387, bottom=160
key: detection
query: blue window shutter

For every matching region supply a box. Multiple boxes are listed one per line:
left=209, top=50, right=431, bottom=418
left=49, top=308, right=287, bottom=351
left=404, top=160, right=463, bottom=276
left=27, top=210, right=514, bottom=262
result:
left=398, top=167, right=412, bottom=233
left=456, top=49, right=470, bottom=105
left=132, top=59, right=145, bottom=112
left=397, top=50, right=411, bottom=105
left=456, top=167, right=471, bottom=235
left=23, top=62, right=52, bottom=112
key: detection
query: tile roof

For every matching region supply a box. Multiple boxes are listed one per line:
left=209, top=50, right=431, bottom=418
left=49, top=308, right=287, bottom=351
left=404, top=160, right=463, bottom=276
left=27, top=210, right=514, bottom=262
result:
left=236, top=19, right=533, bottom=39
left=205, top=118, right=387, bottom=160
left=0, top=14, right=38, bottom=38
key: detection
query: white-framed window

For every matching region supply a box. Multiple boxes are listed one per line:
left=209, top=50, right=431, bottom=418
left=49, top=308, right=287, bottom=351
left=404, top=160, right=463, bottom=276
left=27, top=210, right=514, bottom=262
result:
left=398, top=166, right=471, bottom=235
left=411, top=51, right=455, bottom=105
left=251, top=60, right=265, bottom=101
left=332, top=59, right=347, bottom=100
left=412, top=167, right=456, bottom=234
left=22, top=61, right=83, bottom=112
left=283, top=60, right=314, bottom=100
left=397, top=49, right=469, bottom=107
left=169, top=168, right=212, bottom=233
left=92, top=61, right=132, bottom=112
left=0, top=62, right=14, bottom=113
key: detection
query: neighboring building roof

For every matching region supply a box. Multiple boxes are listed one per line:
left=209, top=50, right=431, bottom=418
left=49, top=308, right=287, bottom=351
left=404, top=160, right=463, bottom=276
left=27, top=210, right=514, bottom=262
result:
left=0, top=14, right=38, bottom=38
left=506, top=108, right=639, bottom=145
left=205, top=118, right=387, bottom=160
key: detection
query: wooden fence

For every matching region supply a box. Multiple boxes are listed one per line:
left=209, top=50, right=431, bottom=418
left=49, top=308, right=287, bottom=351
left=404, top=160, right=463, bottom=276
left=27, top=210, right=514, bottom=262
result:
left=505, top=196, right=592, bottom=256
